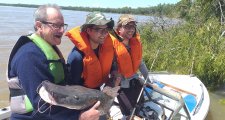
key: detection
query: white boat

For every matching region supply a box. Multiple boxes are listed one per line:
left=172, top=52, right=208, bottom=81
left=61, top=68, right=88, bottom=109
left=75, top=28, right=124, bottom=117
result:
left=0, top=73, right=210, bottom=120
left=109, top=73, right=210, bottom=120
left=0, top=106, right=10, bottom=120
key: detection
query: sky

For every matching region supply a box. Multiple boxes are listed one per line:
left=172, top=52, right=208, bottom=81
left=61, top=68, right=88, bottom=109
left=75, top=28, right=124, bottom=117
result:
left=0, top=0, right=181, bottom=8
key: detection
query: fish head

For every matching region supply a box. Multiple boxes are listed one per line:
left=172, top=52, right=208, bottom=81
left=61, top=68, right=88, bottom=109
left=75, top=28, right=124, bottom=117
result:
left=50, top=91, right=96, bottom=110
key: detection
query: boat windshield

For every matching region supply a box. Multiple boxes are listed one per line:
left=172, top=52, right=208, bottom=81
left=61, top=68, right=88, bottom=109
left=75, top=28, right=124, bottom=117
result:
left=143, top=84, right=191, bottom=120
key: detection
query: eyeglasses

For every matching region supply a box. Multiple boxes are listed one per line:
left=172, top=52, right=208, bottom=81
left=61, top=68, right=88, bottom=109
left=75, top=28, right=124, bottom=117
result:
left=41, top=21, right=68, bottom=30
left=123, top=24, right=136, bottom=30
left=91, top=27, right=109, bottom=34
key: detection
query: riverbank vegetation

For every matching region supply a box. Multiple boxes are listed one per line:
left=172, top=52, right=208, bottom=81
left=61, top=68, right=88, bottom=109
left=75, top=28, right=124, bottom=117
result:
left=140, top=0, right=225, bottom=90
left=1, top=0, right=224, bottom=90
left=0, top=3, right=179, bottom=17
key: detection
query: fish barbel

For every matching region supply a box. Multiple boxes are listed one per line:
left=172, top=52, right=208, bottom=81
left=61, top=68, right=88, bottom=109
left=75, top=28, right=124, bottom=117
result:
left=38, top=81, right=120, bottom=115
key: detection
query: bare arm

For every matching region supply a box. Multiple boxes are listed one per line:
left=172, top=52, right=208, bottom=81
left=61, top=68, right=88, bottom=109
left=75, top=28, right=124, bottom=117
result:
left=139, top=59, right=152, bottom=83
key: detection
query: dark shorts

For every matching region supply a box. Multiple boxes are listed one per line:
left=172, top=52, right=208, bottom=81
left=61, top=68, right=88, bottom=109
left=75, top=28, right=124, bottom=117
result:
left=117, top=79, right=144, bottom=116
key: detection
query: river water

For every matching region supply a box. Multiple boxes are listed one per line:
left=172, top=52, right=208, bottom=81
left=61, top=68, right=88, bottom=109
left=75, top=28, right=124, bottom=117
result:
left=0, top=6, right=224, bottom=120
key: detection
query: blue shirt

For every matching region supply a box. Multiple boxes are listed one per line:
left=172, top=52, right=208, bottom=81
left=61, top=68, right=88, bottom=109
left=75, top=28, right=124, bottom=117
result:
left=67, top=47, right=84, bottom=85
left=9, top=36, right=80, bottom=120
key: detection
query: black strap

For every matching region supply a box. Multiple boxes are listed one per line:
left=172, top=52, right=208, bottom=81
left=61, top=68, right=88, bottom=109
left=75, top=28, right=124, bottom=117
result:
left=9, top=88, right=25, bottom=97
left=109, top=29, right=123, bottom=42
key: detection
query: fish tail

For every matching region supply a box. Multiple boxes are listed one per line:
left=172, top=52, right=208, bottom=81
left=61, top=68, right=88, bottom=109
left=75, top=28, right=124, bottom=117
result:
left=102, top=86, right=120, bottom=98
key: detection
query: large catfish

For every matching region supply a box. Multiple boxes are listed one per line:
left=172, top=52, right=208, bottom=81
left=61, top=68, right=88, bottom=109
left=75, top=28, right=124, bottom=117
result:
left=38, top=81, right=120, bottom=115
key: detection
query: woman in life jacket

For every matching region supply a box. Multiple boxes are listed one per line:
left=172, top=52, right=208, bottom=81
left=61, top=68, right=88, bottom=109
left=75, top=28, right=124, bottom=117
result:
left=109, top=14, right=151, bottom=117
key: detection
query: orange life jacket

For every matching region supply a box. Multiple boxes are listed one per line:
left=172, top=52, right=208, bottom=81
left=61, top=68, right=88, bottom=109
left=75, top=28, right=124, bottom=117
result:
left=110, top=33, right=142, bottom=78
left=66, top=27, right=114, bottom=88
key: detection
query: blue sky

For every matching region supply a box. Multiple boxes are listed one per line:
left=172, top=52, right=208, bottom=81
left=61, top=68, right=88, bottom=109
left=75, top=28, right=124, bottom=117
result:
left=0, top=0, right=181, bottom=8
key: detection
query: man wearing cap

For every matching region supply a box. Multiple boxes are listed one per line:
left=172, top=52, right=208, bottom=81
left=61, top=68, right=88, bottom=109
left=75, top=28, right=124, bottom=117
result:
left=109, top=14, right=151, bottom=117
left=66, top=11, right=114, bottom=90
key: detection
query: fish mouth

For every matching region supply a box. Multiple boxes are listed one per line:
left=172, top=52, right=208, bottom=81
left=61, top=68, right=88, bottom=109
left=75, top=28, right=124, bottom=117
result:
left=38, top=85, right=57, bottom=105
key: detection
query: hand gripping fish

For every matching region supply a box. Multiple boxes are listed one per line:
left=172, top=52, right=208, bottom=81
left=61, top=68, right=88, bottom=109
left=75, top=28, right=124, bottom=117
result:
left=38, top=81, right=120, bottom=115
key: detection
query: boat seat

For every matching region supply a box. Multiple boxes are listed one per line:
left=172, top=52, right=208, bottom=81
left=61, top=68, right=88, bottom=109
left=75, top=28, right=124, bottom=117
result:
left=184, top=94, right=197, bottom=112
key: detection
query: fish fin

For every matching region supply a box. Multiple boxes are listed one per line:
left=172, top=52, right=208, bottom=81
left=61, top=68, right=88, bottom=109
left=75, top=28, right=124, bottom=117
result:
left=102, top=86, right=120, bottom=98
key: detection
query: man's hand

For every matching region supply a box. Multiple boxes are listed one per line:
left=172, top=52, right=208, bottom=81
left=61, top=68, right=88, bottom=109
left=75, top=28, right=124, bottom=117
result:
left=79, top=101, right=100, bottom=120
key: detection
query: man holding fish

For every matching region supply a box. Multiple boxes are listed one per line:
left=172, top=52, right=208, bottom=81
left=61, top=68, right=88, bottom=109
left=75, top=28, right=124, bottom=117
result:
left=7, top=4, right=100, bottom=120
